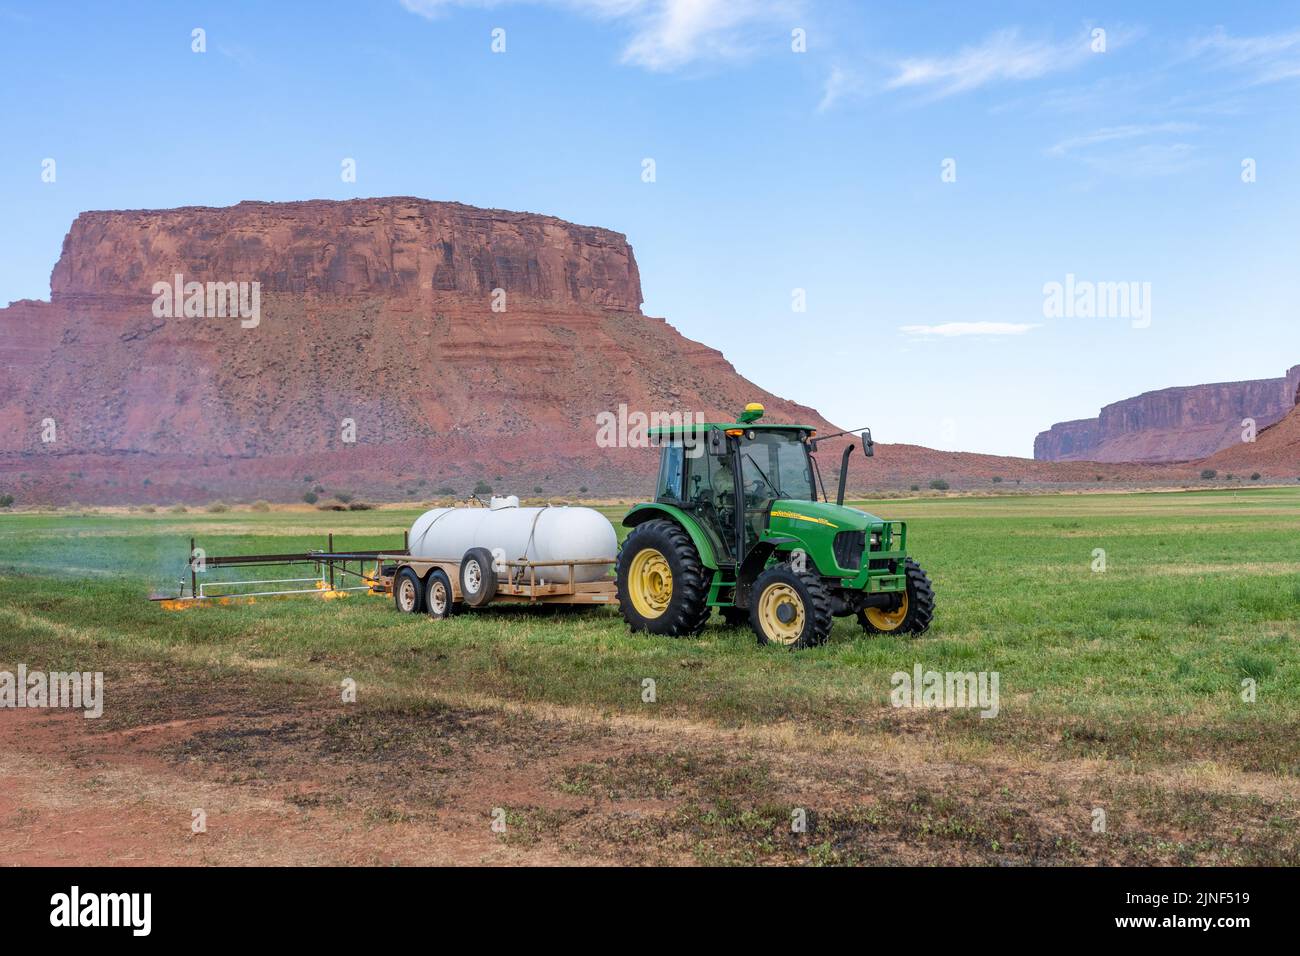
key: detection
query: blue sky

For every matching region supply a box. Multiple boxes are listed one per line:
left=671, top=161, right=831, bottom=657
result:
left=2, top=0, right=1298, bottom=456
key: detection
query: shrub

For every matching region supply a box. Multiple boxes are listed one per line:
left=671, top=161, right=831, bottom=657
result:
left=333, top=492, right=353, bottom=504
left=437, top=486, right=456, bottom=495
left=251, top=500, right=270, bottom=512
left=168, top=504, right=188, bottom=514
left=533, top=486, right=543, bottom=494
left=347, top=501, right=374, bottom=511
left=991, top=476, right=1002, bottom=483
left=0, top=493, right=13, bottom=508
left=928, top=479, right=949, bottom=491
left=1251, top=473, right=1261, bottom=481
left=472, top=480, right=493, bottom=496
left=909, top=484, right=920, bottom=492
left=1200, top=469, right=1217, bottom=480
left=302, top=491, right=318, bottom=504
left=579, top=486, right=589, bottom=495
left=140, top=504, right=156, bottom=513
left=205, top=501, right=229, bottom=513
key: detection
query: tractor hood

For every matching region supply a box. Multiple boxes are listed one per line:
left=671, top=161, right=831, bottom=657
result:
left=768, top=500, right=880, bottom=534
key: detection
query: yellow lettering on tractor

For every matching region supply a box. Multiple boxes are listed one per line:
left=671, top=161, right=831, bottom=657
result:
left=770, top=510, right=838, bottom=529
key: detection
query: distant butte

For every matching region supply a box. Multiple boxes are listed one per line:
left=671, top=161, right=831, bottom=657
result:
left=0, top=198, right=1281, bottom=504
left=1035, top=367, right=1300, bottom=463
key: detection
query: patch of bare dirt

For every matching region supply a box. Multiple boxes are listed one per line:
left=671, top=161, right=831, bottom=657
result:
left=2, top=663, right=1296, bottom=866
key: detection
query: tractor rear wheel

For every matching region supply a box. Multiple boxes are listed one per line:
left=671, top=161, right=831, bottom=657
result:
left=616, top=519, right=710, bottom=637
left=857, top=557, right=934, bottom=636
left=750, top=564, right=833, bottom=649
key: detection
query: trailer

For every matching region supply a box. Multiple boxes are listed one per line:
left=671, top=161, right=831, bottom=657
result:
left=378, top=553, right=618, bottom=619
left=152, top=532, right=618, bottom=616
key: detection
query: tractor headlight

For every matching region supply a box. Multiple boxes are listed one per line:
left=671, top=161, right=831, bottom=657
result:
left=869, top=531, right=881, bottom=550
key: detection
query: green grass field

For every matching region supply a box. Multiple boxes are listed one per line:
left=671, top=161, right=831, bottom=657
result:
left=2, top=488, right=1298, bottom=864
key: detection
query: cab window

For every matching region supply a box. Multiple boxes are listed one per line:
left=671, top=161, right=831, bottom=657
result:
left=656, top=443, right=685, bottom=502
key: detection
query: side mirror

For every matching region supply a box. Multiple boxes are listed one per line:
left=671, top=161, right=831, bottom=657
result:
left=707, top=430, right=727, bottom=456
left=862, top=429, right=874, bottom=458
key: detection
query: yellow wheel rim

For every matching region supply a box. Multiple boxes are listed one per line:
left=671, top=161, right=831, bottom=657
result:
left=865, top=591, right=909, bottom=631
left=757, top=582, right=805, bottom=645
left=627, top=547, right=673, bottom=619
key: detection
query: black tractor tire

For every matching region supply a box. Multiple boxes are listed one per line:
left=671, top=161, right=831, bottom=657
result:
left=718, top=606, right=750, bottom=628
left=749, top=564, right=833, bottom=649
left=857, top=557, right=934, bottom=636
left=425, top=568, right=454, bottom=620
left=616, top=519, right=711, bottom=636
left=393, top=567, right=425, bottom=614
left=459, top=548, right=499, bottom=608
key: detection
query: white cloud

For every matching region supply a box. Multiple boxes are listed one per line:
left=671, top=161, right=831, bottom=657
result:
left=1187, top=27, right=1300, bottom=85
left=398, top=0, right=799, bottom=72
left=817, top=64, right=858, bottom=112
left=900, top=322, right=1040, bottom=338
left=885, top=28, right=1095, bottom=99
left=1046, top=122, right=1199, bottom=158
left=1081, top=142, right=1200, bottom=178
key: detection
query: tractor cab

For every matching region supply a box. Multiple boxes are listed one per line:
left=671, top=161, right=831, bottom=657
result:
left=652, top=414, right=818, bottom=563
left=619, top=403, right=934, bottom=648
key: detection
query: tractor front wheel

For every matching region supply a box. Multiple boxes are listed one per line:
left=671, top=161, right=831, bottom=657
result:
left=750, top=564, right=833, bottom=649
left=857, top=557, right=934, bottom=636
left=616, top=520, right=710, bottom=636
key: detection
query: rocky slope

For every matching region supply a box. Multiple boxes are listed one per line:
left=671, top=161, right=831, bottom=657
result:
left=1, top=198, right=837, bottom=503
left=1035, top=367, right=1300, bottom=463
left=1201, top=402, right=1300, bottom=475
left=0, top=197, right=1202, bottom=505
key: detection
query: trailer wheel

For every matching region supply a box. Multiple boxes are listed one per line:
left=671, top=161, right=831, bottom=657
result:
left=425, top=568, right=454, bottom=620
left=459, top=547, right=499, bottom=608
left=394, top=567, right=425, bottom=614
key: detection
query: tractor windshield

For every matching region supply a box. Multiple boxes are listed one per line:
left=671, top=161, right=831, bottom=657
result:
left=739, top=430, right=815, bottom=503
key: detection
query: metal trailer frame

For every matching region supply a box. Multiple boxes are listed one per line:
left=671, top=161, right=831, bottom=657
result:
left=378, top=555, right=618, bottom=606
left=154, top=532, right=618, bottom=609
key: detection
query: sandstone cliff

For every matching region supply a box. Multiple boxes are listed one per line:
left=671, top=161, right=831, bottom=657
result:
left=1, top=199, right=830, bottom=502
left=1035, top=367, right=1300, bottom=463
left=0, top=198, right=1207, bottom=505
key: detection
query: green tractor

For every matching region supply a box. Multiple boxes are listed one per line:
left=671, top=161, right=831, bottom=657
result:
left=616, top=403, right=934, bottom=648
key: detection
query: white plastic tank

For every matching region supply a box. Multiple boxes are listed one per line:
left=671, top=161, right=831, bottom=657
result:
left=408, top=496, right=618, bottom=584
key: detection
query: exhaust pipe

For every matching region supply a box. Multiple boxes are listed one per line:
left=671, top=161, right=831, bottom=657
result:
left=837, top=444, right=855, bottom=506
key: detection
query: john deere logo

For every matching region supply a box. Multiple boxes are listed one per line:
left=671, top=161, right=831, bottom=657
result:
left=771, top=509, right=837, bottom=529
